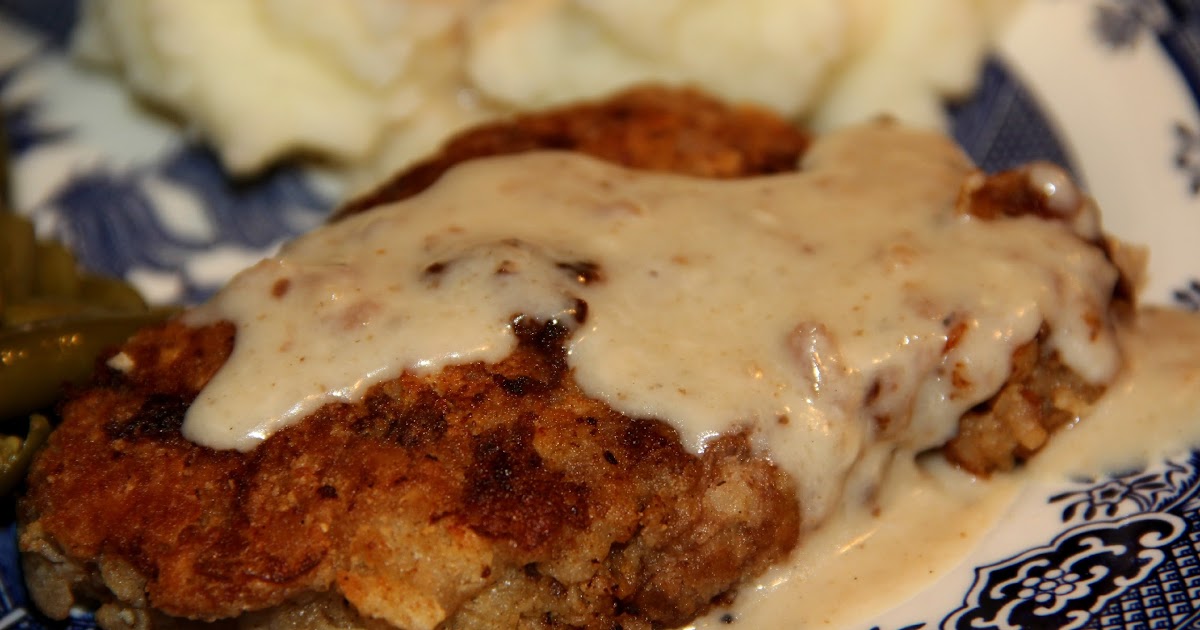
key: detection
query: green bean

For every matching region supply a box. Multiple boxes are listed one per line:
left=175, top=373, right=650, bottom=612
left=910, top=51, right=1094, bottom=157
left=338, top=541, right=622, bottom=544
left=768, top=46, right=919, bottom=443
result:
left=79, top=275, right=149, bottom=313
left=0, top=140, right=173, bottom=495
left=0, top=437, right=19, bottom=469
left=0, top=128, right=75, bottom=494
left=0, top=310, right=175, bottom=419
left=2, top=299, right=96, bottom=327
left=0, top=212, right=35, bottom=304
left=0, top=414, right=50, bottom=495
left=33, top=241, right=81, bottom=298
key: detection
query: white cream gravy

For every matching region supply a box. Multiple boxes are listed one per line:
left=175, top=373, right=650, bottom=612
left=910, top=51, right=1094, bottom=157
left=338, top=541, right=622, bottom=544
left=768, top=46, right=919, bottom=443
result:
left=1032, top=307, right=1200, bottom=479
left=692, top=307, right=1200, bottom=628
left=184, top=122, right=1122, bottom=531
left=690, top=456, right=1021, bottom=628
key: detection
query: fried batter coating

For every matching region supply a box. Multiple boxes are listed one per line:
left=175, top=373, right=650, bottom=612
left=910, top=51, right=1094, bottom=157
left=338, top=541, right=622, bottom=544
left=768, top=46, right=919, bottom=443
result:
left=944, top=331, right=1105, bottom=473
left=338, top=86, right=810, bottom=218
left=21, top=318, right=799, bottom=629
left=944, top=165, right=1131, bottom=475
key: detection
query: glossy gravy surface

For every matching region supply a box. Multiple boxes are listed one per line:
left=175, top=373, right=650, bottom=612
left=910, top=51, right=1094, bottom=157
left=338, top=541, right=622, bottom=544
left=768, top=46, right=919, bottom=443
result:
left=185, top=122, right=1121, bottom=527
left=691, top=308, right=1200, bottom=628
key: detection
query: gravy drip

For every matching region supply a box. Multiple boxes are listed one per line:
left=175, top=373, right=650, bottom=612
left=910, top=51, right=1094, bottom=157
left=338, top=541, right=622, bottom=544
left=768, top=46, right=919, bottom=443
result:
left=184, top=122, right=1121, bottom=523
left=690, top=308, right=1200, bottom=628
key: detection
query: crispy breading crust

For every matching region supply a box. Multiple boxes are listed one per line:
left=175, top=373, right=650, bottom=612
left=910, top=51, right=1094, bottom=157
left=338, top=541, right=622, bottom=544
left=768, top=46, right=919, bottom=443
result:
left=337, top=86, right=811, bottom=218
left=21, top=318, right=800, bottom=629
left=945, top=169, right=1131, bottom=475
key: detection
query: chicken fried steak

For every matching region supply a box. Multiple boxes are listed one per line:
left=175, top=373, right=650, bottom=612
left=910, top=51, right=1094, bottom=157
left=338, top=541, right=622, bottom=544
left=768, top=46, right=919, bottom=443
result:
left=22, top=317, right=797, bottom=630
left=19, top=92, right=1128, bottom=630
left=21, top=88, right=810, bottom=630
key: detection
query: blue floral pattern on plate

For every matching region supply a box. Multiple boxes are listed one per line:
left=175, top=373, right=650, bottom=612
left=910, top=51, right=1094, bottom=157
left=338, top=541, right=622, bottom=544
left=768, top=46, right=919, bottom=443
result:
left=1, top=1, right=1199, bottom=629
left=946, top=454, right=1200, bottom=630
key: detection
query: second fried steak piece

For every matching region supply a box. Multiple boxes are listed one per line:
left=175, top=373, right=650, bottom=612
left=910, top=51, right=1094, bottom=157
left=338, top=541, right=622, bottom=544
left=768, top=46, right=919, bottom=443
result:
left=22, top=318, right=799, bottom=629
left=338, top=86, right=811, bottom=217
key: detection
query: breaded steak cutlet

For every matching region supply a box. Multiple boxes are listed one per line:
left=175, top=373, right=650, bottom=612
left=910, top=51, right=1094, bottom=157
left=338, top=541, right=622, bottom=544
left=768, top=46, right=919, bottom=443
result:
left=20, top=88, right=809, bottom=630
left=19, top=87, right=1125, bottom=630
left=22, top=318, right=798, bottom=630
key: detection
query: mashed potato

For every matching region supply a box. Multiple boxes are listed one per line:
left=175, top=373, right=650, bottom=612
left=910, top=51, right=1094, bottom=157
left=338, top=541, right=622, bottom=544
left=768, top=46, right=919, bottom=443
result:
left=72, top=0, right=1018, bottom=185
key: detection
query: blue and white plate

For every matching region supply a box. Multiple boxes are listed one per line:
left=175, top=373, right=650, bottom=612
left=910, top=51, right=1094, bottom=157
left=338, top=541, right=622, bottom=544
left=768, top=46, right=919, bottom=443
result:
left=1, top=1, right=1199, bottom=628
